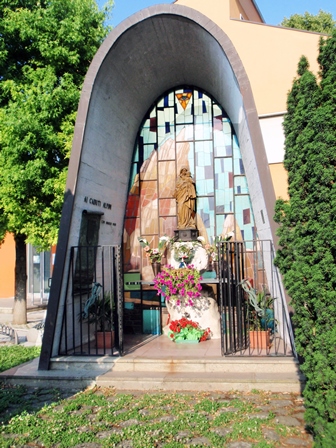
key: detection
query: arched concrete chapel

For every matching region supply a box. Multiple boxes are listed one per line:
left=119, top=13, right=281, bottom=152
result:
left=39, top=4, right=280, bottom=369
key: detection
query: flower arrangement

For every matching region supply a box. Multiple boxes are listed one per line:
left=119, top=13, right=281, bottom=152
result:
left=138, top=236, right=169, bottom=263
left=172, top=239, right=203, bottom=266
left=168, top=317, right=211, bottom=342
left=203, top=232, right=234, bottom=262
left=153, top=265, right=202, bottom=306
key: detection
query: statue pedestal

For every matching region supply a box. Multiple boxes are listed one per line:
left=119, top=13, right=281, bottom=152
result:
left=174, top=229, right=199, bottom=241
left=163, top=295, right=221, bottom=339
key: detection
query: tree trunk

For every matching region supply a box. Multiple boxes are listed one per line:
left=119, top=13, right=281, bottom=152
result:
left=12, top=234, right=27, bottom=325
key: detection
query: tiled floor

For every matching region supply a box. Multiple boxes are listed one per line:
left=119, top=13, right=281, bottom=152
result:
left=122, top=333, right=294, bottom=359
left=123, top=334, right=222, bottom=358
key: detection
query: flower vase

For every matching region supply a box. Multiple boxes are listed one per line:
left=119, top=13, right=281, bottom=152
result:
left=151, top=261, right=161, bottom=276
left=213, top=261, right=219, bottom=278
left=207, top=257, right=213, bottom=272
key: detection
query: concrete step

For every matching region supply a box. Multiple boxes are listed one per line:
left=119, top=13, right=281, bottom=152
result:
left=95, top=369, right=305, bottom=393
left=50, top=355, right=117, bottom=372
left=1, top=355, right=305, bottom=393
left=49, top=355, right=301, bottom=374
left=48, top=355, right=305, bottom=393
left=109, top=357, right=301, bottom=374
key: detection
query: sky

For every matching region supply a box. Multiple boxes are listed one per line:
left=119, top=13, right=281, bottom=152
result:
left=98, top=0, right=336, bottom=28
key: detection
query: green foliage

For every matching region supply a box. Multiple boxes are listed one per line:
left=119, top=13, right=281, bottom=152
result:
left=0, top=345, right=41, bottom=372
left=0, top=388, right=307, bottom=447
left=280, top=10, right=335, bottom=34
left=274, top=35, right=336, bottom=445
left=0, top=0, right=112, bottom=250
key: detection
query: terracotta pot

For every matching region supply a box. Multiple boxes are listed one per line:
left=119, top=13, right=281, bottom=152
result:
left=96, top=331, right=114, bottom=349
left=249, top=330, right=270, bottom=349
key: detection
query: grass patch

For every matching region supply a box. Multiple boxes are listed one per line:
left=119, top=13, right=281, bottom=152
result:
left=0, top=345, right=41, bottom=372
left=0, top=388, right=312, bottom=448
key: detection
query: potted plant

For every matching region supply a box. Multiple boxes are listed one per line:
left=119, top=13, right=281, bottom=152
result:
left=80, top=285, right=115, bottom=348
left=242, top=279, right=276, bottom=349
left=248, top=306, right=272, bottom=349
left=168, top=317, right=211, bottom=343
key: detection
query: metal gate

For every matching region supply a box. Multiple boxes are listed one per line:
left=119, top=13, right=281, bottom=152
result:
left=218, top=240, right=296, bottom=357
left=59, top=245, right=124, bottom=356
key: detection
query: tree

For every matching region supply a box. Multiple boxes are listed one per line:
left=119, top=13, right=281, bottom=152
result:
left=274, top=39, right=336, bottom=444
left=280, top=10, right=335, bottom=34
left=0, top=0, right=112, bottom=324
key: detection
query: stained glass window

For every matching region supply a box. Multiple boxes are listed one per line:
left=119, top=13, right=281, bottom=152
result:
left=123, top=87, right=257, bottom=279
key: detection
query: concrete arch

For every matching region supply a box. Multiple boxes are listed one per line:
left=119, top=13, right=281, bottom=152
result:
left=40, top=4, right=277, bottom=367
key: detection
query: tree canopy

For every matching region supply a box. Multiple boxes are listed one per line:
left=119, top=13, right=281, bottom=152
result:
left=0, top=0, right=112, bottom=249
left=280, top=10, right=335, bottom=34
left=274, top=35, right=336, bottom=445
left=0, top=0, right=112, bottom=323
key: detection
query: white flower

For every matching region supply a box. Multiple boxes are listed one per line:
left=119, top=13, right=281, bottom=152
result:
left=197, top=236, right=205, bottom=242
left=159, top=236, right=169, bottom=241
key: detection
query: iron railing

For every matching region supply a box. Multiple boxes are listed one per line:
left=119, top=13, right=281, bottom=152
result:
left=59, top=245, right=122, bottom=356
left=218, top=240, right=296, bottom=357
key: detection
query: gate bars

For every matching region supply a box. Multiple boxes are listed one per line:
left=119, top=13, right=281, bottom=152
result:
left=218, top=240, right=297, bottom=357
left=59, top=241, right=296, bottom=358
left=59, top=245, right=123, bottom=356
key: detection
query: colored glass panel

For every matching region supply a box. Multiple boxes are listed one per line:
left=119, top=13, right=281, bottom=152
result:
left=128, top=163, right=139, bottom=194
left=160, top=216, right=178, bottom=236
left=234, top=176, right=248, bottom=195
left=125, top=194, right=140, bottom=218
left=176, top=124, right=193, bottom=141
left=157, top=108, right=175, bottom=147
left=141, top=118, right=157, bottom=144
left=235, top=195, right=255, bottom=241
left=175, top=89, right=193, bottom=124
left=194, top=94, right=212, bottom=140
left=158, top=161, right=176, bottom=197
left=140, top=180, right=158, bottom=235
left=123, top=217, right=140, bottom=272
left=176, top=142, right=194, bottom=173
left=214, top=129, right=226, bottom=157
left=159, top=198, right=176, bottom=216
left=197, top=196, right=215, bottom=242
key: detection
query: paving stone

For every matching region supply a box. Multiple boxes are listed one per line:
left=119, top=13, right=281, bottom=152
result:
left=139, top=408, right=151, bottom=416
left=118, top=418, right=139, bottom=427
left=116, top=441, right=133, bottom=447
left=176, top=430, right=191, bottom=439
left=114, top=408, right=129, bottom=416
left=283, top=437, right=312, bottom=446
left=73, top=444, right=101, bottom=448
left=248, top=413, right=269, bottom=420
left=258, top=405, right=273, bottom=412
left=220, top=407, right=240, bottom=413
left=271, top=399, right=293, bottom=407
left=158, top=415, right=176, bottom=422
left=187, top=436, right=211, bottom=446
left=275, top=415, right=301, bottom=426
left=262, top=428, right=280, bottom=441
left=211, top=426, right=232, bottom=437
left=292, top=411, right=305, bottom=420
left=96, top=430, right=117, bottom=438
left=273, top=408, right=290, bottom=416
left=227, top=442, right=253, bottom=448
